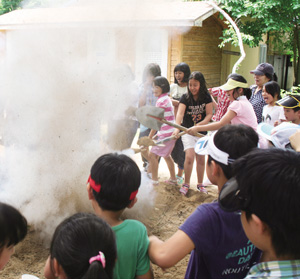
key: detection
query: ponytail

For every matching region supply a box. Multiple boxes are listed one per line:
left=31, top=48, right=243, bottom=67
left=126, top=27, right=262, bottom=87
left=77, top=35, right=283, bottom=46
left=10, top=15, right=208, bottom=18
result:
left=82, top=261, right=111, bottom=279
left=243, top=88, right=252, bottom=100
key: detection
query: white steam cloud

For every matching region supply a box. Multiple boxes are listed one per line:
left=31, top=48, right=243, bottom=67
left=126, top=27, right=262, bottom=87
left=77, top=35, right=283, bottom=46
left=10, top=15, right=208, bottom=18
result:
left=0, top=0, right=189, bottom=240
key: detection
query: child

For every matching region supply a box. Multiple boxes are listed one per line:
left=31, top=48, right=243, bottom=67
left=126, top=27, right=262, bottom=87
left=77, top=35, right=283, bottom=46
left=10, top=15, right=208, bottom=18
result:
left=169, top=62, right=191, bottom=116
left=219, top=148, right=300, bottom=278
left=0, top=202, right=27, bottom=270
left=143, top=76, right=177, bottom=185
left=169, top=63, right=191, bottom=184
left=257, top=122, right=300, bottom=149
left=149, top=124, right=261, bottom=278
left=261, top=81, right=285, bottom=125
left=138, top=63, right=161, bottom=171
left=173, top=71, right=213, bottom=195
left=87, top=153, right=153, bottom=279
left=276, top=94, right=300, bottom=125
left=44, top=212, right=117, bottom=279
left=187, top=74, right=260, bottom=144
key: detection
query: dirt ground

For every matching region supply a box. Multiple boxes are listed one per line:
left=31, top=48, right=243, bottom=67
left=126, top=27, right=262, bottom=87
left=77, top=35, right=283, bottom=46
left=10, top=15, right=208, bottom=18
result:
left=0, top=149, right=218, bottom=279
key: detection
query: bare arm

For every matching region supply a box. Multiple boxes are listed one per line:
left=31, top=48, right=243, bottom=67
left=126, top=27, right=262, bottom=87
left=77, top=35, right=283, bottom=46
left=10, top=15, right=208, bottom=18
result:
left=171, top=99, right=180, bottom=108
left=172, top=103, right=186, bottom=136
left=187, top=109, right=236, bottom=135
left=148, top=230, right=195, bottom=269
left=148, top=129, right=157, bottom=139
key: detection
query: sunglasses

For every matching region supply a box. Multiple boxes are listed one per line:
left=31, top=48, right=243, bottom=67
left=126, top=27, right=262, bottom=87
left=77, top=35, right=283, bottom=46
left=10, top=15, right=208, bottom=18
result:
left=218, top=177, right=251, bottom=212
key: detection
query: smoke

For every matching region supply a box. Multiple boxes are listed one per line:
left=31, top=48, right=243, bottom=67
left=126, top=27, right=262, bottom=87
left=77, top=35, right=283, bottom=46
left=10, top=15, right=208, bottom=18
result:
left=0, top=0, right=186, bottom=240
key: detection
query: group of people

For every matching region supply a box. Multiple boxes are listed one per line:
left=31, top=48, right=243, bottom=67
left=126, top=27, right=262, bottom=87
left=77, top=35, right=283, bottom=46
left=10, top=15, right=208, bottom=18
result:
left=138, top=61, right=300, bottom=197
left=0, top=61, right=300, bottom=279
left=1, top=127, right=300, bottom=278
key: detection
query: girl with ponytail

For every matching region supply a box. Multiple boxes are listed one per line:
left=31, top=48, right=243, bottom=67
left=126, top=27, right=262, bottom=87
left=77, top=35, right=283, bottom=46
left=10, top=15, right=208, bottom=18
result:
left=44, top=212, right=117, bottom=279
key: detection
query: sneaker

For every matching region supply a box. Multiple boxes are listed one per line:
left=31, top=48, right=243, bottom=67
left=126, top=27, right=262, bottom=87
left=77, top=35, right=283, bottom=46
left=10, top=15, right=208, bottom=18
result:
left=197, top=184, right=208, bottom=194
left=180, top=183, right=190, bottom=196
left=176, top=175, right=184, bottom=185
left=164, top=179, right=178, bottom=186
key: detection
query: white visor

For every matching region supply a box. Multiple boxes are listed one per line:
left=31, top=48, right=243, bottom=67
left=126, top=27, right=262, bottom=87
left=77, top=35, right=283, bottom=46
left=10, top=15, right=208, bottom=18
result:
left=194, top=132, right=234, bottom=165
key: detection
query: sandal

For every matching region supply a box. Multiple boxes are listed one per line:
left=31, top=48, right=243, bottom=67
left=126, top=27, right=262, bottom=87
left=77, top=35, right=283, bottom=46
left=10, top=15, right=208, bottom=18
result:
left=164, top=179, right=178, bottom=186
left=152, top=180, right=159, bottom=185
left=180, top=183, right=190, bottom=196
left=197, top=184, right=208, bottom=194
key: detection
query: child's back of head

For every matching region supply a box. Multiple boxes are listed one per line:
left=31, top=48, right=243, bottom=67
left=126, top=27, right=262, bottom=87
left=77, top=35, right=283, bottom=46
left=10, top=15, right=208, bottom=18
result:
left=221, top=148, right=300, bottom=259
left=206, top=124, right=259, bottom=179
left=45, top=212, right=117, bottom=279
left=0, top=202, right=27, bottom=270
left=88, top=153, right=141, bottom=211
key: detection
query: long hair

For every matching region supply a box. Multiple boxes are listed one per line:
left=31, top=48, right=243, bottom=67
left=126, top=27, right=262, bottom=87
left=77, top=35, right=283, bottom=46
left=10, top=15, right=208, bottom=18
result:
left=187, top=71, right=210, bottom=103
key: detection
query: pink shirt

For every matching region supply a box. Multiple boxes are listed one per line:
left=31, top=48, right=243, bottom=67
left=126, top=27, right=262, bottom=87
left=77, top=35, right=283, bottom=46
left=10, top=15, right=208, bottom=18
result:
left=229, top=96, right=258, bottom=130
left=156, top=93, right=175, bottom=139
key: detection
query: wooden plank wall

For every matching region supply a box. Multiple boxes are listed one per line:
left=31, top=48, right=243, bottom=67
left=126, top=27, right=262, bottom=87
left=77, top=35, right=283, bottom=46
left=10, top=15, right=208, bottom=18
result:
left=169, top=16, right=223, bottom=88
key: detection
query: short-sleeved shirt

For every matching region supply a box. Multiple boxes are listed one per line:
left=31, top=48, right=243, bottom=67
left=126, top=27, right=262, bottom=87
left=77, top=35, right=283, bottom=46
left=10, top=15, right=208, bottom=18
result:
left=179, top=93, right=212, bottom=128
left=170, top=83, right=188, bottom=100
left=210, top=87, right=230, bottom=121
left=249, top=85, right=266, bottom=124
left=229, top=96, right=258, bottom=131
left=156, top=93, right=175, bottom=139
left=245, top=260, right=300, bottom=278
left=112, top=220, right=150, bottom=279
left=262, top=105, right=286, bottom=126
left=180, top=202, right=262, bottom=279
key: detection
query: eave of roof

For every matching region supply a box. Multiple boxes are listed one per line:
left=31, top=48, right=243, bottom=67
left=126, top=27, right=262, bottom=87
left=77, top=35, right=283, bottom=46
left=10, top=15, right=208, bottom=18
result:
left=0, top=1, right=218, bottom=30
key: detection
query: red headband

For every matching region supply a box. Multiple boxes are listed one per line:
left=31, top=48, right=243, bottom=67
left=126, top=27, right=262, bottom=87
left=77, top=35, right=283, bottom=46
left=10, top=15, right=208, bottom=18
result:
left=87, top=175, right=138, bottom=201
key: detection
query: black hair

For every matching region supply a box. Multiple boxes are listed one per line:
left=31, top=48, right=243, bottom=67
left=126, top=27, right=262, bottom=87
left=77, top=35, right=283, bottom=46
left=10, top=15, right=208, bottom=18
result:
left=233, top=148, right=300, bottom=259
left=265, top=72, right=278, bottom=82
left=187, top=71, right=210, bottom=103
left=0, top=202, right=27, bottom=252
left=142, top=63, right=161, bottom=83
left=50, top=212, right=117, bottom=279
left=289, top=95, right=300, bottom=112
left=174, top=63, right=191, bottom=84
left=90, top=153, right=141, bottom=211
left=228, top=73, right=252, bottom=100
left=153, top=76, right=170, bottom=94
left=207, top=124, right=258, bottom=179
left=264, top=81, right=281, bottom=100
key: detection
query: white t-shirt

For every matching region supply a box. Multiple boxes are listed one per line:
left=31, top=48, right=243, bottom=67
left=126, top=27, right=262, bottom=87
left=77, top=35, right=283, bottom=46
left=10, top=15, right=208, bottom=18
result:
left=170, top=83, right=188, bottom=100
left=262, top=105, right=286, bottom=126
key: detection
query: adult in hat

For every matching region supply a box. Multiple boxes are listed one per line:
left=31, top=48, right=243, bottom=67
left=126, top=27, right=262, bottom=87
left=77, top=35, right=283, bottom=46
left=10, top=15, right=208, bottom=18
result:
left=249, top=63, right=276, bottom=123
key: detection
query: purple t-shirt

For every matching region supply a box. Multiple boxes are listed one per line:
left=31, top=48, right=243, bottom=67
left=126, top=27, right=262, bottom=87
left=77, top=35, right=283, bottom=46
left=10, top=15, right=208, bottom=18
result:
left=180, top=202, right=261, bottom=279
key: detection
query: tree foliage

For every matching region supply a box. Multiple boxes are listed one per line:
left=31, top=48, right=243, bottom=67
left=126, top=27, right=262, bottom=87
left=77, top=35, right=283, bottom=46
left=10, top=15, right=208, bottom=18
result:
left=193, top=0, right=300, bottom=85
left=0, top=0, right=22, bottom=15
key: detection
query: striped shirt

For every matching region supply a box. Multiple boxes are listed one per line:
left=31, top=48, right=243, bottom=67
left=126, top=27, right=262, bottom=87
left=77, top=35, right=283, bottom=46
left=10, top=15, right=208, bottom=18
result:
left=245, top=260, right=300, bottom=278
left=210, top=87, right=230, bottom=121
left=156, top=93, right=175, bottom=139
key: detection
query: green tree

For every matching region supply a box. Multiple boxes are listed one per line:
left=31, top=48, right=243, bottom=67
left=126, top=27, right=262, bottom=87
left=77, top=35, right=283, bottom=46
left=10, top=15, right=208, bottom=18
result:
left=193, top=0, right=300, bottom=85
left=0, top=0, right=22, bottom=15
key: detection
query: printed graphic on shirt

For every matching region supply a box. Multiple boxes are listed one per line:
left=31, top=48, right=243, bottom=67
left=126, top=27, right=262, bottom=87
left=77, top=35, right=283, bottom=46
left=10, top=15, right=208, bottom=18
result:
left=222, top=240, right=258, bottom=276
left=187, top=104, right=206, bottom=124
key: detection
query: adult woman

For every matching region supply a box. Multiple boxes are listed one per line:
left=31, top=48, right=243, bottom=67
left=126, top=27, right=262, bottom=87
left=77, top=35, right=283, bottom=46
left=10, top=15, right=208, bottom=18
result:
left=249, top=62, right=276, bottom=123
